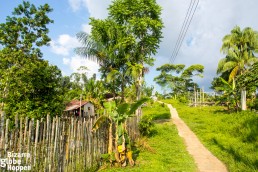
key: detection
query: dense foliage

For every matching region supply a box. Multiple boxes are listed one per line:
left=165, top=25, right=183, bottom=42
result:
left=0, top=1, right=64, bottom=119
left=0, top=1, right=53, bottom=57
left=154, top=63, right=204, bottom=97
left=212, top=26, right=258, bottom=110
left=76, top=0, right=163, bottom=102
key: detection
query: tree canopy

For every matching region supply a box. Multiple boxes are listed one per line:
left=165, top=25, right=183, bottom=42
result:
left=154, top=64, right=204, bottom=96
left=0, top=1, right=64, bottom=119
left=212, top=26, right=258, bottom=111
left=0, top=1, right=53, bottom=57
left=76, top=0, right=164, bottom=102
left=217, top=26, right=258, bottom=82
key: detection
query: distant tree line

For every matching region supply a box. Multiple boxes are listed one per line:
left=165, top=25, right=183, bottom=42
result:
left=154, top=25, right=258, bottom=111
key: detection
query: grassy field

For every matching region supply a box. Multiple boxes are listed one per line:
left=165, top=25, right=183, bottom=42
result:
left=101, top=102, right=197, bottom=172
left=162, top=99, right=258, bottom=172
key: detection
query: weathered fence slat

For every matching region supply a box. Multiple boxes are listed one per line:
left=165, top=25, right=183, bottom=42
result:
left=0, top=113, right=138, bottom=171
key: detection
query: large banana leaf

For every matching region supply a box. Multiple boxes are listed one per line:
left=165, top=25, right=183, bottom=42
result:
left=128, top=98, right=149, bottom=115
left=92, top=115, right=111, bottom=131
left=103, top=101, right=116, bottom=114
left=117, top=103, right=130, bottom=115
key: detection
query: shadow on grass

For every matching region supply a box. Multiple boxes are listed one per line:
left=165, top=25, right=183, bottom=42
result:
left=153, top=119, right=171, bottom=124
left=240, top=117, right=258, bottom=143
left=213, top=108, right=231, bottom=114
left=212, top=137, right=258, bottom=170
left=148, top=128, right=158, bottom=137
left=131, top=145, right=140, bottom=162
left=152, top=112, right=171, bottom=120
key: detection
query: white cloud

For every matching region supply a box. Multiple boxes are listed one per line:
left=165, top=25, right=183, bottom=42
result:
left=82, top=24, right=92, bottom=34
left=68, top=0, right=111, bottom=19
left=52, top=34, right=100, bottom=79
left=82, top=0, right=111, bottom=19
left=66, top=0, right=258, bottom=91
left=68, top=55, right=100, bottom=78
left=68, top=0, right=111, bottom=34
left=68, top=0, right=83, bottom=12
left=151, top=0, right=258, bottom=91
left=63, top=58, right=70, bottom=65
left=50, top=34, right=80, bottom=56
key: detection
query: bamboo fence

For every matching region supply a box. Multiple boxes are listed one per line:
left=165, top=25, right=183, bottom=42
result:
left=0, top=112, right=139, bottom=172
left=0, top=112, right=109, bottom=172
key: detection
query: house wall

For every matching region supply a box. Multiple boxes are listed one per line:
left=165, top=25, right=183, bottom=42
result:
left=83, top=103, right=95, bottom=116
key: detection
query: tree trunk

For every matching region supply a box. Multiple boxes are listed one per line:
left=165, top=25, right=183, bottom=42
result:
left=241, top=88, right=247, bottom=110
left=135, top=69, right=143, bottom=121
left=121, top=79, right=125, bottom=102
left=136, top=74, right=142, bottom=101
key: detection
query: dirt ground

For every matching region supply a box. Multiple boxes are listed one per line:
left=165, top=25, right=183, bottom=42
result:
left=164, top=102, right=228, bottom=172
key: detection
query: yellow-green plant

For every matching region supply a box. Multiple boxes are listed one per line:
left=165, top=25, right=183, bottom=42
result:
left=92, top=98, right=149, bottom=167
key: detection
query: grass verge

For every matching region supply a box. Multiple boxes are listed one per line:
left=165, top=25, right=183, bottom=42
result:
left=142, top=102, right=171, bottom=120
left=100, top=102, right=197, bottom=172
left=162, top=99, right=258, bottom=172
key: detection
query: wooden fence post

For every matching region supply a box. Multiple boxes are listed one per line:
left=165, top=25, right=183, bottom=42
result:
left=34, top=120, right=39, bottom=165
left=5, top=119, right=9, bottom=154
left=0, top=111, right=5, bottom=152
left=0, top=112, right=119, bottom=171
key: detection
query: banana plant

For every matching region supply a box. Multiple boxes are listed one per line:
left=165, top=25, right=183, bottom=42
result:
left=92, top=98, right=149, bottom=167
left=215, top=77, right=239, bottom=111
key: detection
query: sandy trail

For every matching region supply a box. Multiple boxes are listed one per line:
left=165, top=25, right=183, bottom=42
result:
left=162, top=102, right=228, bottom=172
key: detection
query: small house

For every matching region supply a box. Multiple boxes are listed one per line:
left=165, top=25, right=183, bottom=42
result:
left=64, top=100, right=95, bottom=117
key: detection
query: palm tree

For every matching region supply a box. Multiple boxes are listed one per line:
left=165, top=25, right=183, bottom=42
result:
left=76, top=19, right=134, bottom=102
left=217, top=26, right=258, bottom=110
left=75, top=32, right=106, bottom=63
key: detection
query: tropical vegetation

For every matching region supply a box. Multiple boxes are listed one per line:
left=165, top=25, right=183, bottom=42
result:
left=154, top=63, right=204, bottom=99
left=76, top=0, right=163, bottom=103
left=213, top=26, right=258, bottom=110
left=163, top=99, right=258, bottom=172
left=92, top=98, right=149, bottom=167
left=101, top=101, right=197, bottom=172
left=1, top=1, right=258, bottom=172
left=0, top=1, right=64, bottom=119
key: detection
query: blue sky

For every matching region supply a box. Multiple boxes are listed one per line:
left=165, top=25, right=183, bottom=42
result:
left=1, top=0, right=258, bottom=93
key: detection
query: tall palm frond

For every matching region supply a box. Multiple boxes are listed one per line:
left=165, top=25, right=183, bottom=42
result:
left=217, top=58, right=227, bottom=74
left=228, top=66, right=239, bottom=82
left=75, top=31, right=106, bottom=63
left=222, top=61, right=237, bottom=73
left=218, top=26, right=258, bottom=81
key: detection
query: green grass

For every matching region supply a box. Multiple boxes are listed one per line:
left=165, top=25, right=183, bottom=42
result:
left=162, top=99, right=258, bottom=172
left=141, top=102, right=171, bottom=120
left=101, top=102, right=197, bottom=172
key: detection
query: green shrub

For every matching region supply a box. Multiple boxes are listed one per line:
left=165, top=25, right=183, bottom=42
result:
left=178, top=96, right=189, bottom=104
left=139, top=115, right=154, bottom=136
left=252, top=98, right=258, bottom=110
left=149, top=98, right=154, bottom=105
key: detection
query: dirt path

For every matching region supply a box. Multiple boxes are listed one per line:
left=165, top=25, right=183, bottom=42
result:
left=163, top=102, right=228, bottom=172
